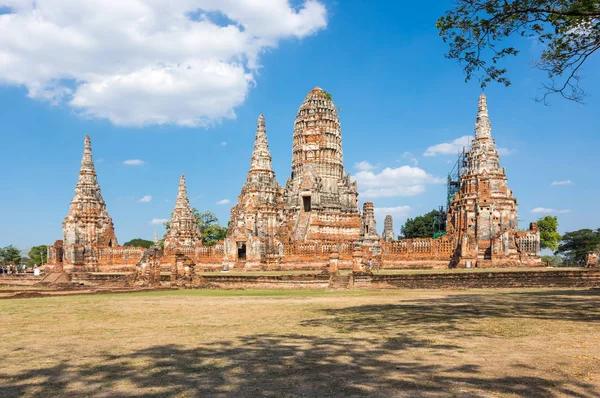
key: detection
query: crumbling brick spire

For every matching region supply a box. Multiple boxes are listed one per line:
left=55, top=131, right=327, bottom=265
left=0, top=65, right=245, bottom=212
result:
left=248, top=114, right=274, bottom=179
left=71, top=135, right=106, bottom=208
left=382, top=215, right=395, bottom=242
left=164, top=174, right=199, bottom=251
left=475, top=93, right=492, bottom=139
left=62, top=135, right=118, bottom=268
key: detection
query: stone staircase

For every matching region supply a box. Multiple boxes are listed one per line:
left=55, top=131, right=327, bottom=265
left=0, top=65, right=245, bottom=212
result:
left=329, top=274, right=353, bottom=289
left=293, top=211, right=311, bottom=242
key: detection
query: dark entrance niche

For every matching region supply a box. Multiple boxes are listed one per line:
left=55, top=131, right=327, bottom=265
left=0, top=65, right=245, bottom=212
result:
left=303, top=196, right=311, bottom=212
left=484, top=246, right=492, bottom=260
left=365, top=225, right=369, bottom=234
left=237, top=242, right=247, bottom=261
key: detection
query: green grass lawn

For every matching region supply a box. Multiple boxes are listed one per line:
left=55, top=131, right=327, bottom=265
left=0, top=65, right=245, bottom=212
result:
left=1, top=287, right=599, bottom=397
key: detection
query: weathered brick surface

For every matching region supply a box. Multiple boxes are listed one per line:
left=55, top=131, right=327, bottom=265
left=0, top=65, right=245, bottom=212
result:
left=366, top=270, right=600, bottom=289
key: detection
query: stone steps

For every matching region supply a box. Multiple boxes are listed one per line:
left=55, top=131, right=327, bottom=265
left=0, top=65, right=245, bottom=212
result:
left=293, top=212, right=311, bottom=242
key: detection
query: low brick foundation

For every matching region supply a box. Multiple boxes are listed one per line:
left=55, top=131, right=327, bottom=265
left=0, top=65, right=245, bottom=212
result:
left=364, top=270, right=600, bottom=289
left=63, top=269, right=600, bottom=290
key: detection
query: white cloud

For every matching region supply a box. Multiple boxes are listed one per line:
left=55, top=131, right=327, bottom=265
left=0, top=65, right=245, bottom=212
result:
left=552, top=180, right=573, bottom=186
left=0, top=1, right=327, bottom=127
left=531, top=208, right=572, bottom=214
left=401, top=152, right=418, bottom=166
left=355, top=161, right=377, bottom=171
left=216, top=199, right=231, bottom=205
left=424, top=135, right=472, bottom=157
left=355, top=166, right=444, bottom=198
left=139, top=195, right=152, bottom=203
left=220, top=141, right=228, bottom=147
left=123, top=159, right=146, bottom=166
left=150, top=218, right=168, bottom=225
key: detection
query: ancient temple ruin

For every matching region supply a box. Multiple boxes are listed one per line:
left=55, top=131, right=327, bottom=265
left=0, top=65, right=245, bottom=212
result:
left=48, top=136, right=119, bottom=271
left=47, top=91, right=540, bottom=274
left=281, top=87, right=361, bottom=242
left=223, top=87, right=363, bottom=269
left=224, top=115, right=284, bottom=269
left=47, top=136, right=146, bottom=272
left=445, top=94, right=540, bottom=266
left=382, top=215, right=395, bottom=242
left=163, top=175, right=200, bottom=252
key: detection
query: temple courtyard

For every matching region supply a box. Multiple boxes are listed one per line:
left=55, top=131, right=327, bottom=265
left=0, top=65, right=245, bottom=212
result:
left=1, top=287, right=599, bottom=397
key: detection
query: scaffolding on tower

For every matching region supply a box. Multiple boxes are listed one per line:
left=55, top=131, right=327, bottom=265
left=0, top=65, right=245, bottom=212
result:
left=446, top=145, right=470, bottom=211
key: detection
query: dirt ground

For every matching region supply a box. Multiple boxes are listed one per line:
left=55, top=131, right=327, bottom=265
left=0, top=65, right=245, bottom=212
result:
left=1, top=288, right=599, bottom=397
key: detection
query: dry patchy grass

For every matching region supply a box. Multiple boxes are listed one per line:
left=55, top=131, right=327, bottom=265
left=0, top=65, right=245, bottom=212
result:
left=1, top=288, right=599, bottom=397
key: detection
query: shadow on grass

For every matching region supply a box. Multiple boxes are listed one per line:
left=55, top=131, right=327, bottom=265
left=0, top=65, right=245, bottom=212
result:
left=1, top=331, right=597, bottom=397
left=301, top=289, right=600, bottom=336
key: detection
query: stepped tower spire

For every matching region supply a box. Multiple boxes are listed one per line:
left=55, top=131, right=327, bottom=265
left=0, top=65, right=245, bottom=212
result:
left=282, top=86, right=361, bottom=242
left=248, top=114, right=275, bottom=181
left=446, top=94, right=529, bottom=263
left=285, top=87, right=359, bottom=215
left=62, top=135, right=118, bottom=269
left=475, top=94, right=492, bottom=139
left=71, top=135, right=105, bottom=207
left=382, top=215, right=395, bottom=242
left=164, top=175, right=199, bottom=251
left=225, top=114, right=282, bottom=264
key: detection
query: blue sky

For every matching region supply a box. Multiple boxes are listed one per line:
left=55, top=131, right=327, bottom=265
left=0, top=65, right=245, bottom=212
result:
left=1, top=0, right=598, bottom=249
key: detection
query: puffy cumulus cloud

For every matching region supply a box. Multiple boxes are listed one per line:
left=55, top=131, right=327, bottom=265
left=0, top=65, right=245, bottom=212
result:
left=139, top=195, right=152, bottom=203
left=220, top=142, right=228, bottom=147
left=123, top=159, right=146, bottom=166
left=354, top=161, right=377, bottom=171
left=424, top=135, right=472, bottom=157
left=216, top=199, right=231, bottom=205
left=0, top=1, right=327, bottom=127
left=150, top=218, right=168, bottom=225
left=355, top=166, right=444, bottom=199
left=552, top=180, right=573, bottom=186
left=531, top=207, right=572, bottom=214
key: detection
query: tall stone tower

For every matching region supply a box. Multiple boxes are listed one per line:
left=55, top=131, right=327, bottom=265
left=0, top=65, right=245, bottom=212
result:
left=225, top=115, right=284, bottom=266
left=382, top=215, right=395, bottom=242
left=283, top=87, right=360, bottom=242
left=446, top=94, right=523, bottom=263
left=359, top=202, right=381, bottom=253
left=164, top=175, right=199, bottom=252
left=62, top=135, right=118, bottom=270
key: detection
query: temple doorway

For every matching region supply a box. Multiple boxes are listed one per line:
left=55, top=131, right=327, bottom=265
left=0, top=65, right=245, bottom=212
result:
left=237, top=242, right=247, bottom=261
left=303, top=196, right=311, bottom=212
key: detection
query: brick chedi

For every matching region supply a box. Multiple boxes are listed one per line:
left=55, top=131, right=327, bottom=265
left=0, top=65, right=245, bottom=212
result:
left=446, top=94, right=540, bottom=266
left=282, top=87, right=360, bottom=242
left=358, top=202, right=381, bottom=254
left=164, top=175, right=199, bottom=252
left=60, top=135, right=118, bottom=271
left=224, top=115, right=285, bottom=268
left=382, top=215, right=395, bottom=242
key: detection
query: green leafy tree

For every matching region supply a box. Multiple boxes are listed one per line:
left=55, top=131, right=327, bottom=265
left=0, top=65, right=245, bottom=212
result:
left=541, top=254, right=564, bottom=266
left=1, top=245, right=22, bottom=265
left=536, top=215, right=561, bottom=251
left=194, top=210, right=228, bottom=246
left=400, top=209, right=445, bottom=239
left=437, top=0, right=600, bottom=102
left=27, top=245, right=48, bottom=267
left=123, top=239, right=154, bottom=248
left=164, top=209, right=228, bottom=246
left=556, top=228, right=600, bottom=264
